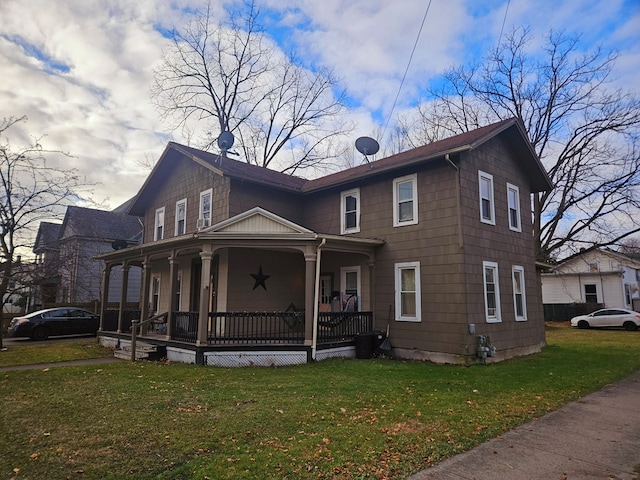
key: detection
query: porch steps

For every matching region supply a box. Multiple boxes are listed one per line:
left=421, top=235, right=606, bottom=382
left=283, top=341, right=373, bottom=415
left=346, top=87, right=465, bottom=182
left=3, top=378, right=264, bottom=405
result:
left=114, top=342, right=166, bottom=361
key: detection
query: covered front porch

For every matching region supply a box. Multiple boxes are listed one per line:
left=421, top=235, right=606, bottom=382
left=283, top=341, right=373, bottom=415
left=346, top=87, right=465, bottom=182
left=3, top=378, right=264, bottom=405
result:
left=97, top=208, right=384, bottom=366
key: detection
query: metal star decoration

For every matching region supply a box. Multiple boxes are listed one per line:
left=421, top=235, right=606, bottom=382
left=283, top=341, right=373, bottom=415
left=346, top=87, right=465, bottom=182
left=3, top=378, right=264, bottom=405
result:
left=250, top=265, right=270, bottom=290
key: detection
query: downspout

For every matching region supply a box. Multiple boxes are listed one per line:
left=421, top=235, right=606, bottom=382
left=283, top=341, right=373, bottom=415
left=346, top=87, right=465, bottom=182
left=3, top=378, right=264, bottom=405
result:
left=445, top=154, right=463, bottom=249
left=311, top=237, right=327, bottom=360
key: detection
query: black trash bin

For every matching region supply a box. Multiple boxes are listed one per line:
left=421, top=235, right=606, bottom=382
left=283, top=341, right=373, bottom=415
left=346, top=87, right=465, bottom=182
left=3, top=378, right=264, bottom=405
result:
left=355, top=332, right=377, bottom=359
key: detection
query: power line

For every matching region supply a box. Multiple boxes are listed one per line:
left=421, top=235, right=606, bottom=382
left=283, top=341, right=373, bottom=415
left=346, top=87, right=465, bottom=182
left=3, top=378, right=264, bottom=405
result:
left=497, top=0, right=511, bottom=47
left=381, top=0, right=432, bottom=142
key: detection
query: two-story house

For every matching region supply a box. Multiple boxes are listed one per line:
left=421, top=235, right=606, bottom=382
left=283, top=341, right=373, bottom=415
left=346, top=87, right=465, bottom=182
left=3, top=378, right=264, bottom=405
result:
left=542, top=248, right=640, bottom=313
left=98, top=118, right=552, bottom=366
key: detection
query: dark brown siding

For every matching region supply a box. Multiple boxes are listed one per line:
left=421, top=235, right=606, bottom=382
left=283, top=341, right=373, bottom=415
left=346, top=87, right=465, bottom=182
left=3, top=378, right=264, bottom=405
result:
left=459, top=136, right=545, bottom=353
left=141, top=155, right=228, bottom=243
left=228, top=179, right=304, bottom=224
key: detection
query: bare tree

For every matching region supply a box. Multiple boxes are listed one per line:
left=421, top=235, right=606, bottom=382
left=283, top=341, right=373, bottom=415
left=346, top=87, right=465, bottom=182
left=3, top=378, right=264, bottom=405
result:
left=400, top=27, right=640, bottom=262
left=0, top=116, right=95, bottom=349
left=152, top=0, right=352, bottom=175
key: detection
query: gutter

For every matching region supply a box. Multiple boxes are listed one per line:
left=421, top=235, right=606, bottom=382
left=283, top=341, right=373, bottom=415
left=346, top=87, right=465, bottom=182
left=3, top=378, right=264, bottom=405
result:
left=445, top=153, right=463, bottom=249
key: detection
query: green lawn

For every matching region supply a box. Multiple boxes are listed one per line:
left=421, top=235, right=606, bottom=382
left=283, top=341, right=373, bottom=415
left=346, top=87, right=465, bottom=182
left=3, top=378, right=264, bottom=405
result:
left=0, top=338, right=111, bottom=367
left=1, top=324, right=639, bottom=479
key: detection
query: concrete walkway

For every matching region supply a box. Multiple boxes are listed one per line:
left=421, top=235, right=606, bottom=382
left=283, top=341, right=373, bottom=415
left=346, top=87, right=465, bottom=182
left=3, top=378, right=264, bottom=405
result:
left=408, top=370, right=640, bottom=480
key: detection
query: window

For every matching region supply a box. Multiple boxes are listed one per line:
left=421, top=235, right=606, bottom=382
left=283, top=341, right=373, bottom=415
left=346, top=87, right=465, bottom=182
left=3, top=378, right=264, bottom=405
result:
left=394, top=261, right=421, bottom=322
left=624, top=284, right=632, bottom=306
left=589, top=263, right=599, bottom=272
left=507, top=183, right=521, bottom=232
left=584, top=284, right=598, bottom=303
left=512, top=265, right=527, bottom=321
left=340, top=266, right=361, bottom=311
left=393, top=174, right=418, bottom=227
left=341, top=188, right=360, bottom=234
left=478, top=171, right=495, bottom=225
left=175, top=199, right=187, bottom=236
left=199, top=189, right=212, bottom=228
left=175, top=271, right=183, bottom=310
left=483, top=261, right=501, bottom=322
left=151, top=276, right=160, bottom=313
left=154, top=207, right=165, bottom=241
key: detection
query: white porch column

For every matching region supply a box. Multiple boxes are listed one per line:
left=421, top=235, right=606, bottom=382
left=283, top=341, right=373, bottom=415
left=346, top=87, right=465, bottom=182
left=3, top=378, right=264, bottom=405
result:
left=99, top=264, right=111, bottom=332
left=117, top=263, right=130, bottom=333
left=166, top=255, right=177, bottom=340
left=140, top=260, right=151, bottom=324
left=304, top=252, right=316, bottom=345
left=197, top=247, right=213, bottom=346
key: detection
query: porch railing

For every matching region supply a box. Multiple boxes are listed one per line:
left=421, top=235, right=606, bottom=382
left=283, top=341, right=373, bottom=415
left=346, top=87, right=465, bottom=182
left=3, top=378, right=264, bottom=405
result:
left=167, top=310, right=373, bottom=345
left=208, top=311, right=306, bottom=344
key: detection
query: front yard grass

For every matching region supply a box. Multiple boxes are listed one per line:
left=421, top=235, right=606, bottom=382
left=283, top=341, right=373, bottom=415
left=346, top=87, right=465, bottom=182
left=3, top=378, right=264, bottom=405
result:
left=0, top=338, right=111, bottom=367
left=1, top=323, right=639, bottom=479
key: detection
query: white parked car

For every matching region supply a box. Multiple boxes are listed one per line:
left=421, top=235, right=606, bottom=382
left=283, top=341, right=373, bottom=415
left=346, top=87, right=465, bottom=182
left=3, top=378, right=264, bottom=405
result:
left=570, top=308, right=640, bottom=331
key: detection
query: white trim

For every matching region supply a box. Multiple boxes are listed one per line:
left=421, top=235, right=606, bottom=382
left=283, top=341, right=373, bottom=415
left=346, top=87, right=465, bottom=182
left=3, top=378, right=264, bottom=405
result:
left=507, top=183, right=522, bottom=232
left=340, top=266, right=361, bottom=305
left=154, top=207, right=165, bottom=241
left=483, top=261, right=501, bottom=322
left=151, top=275, right=161, bottom=314
left=512, top=265, right=527, bottom=321
left=393, top=174, right=418, bottom=227
left=478, top=171, right=495, bottom=225
left=340, top=188, right=361, bottom=234
left=394, top=261, right=422, bottom=322
left=175, top=198, right=187, bottom=236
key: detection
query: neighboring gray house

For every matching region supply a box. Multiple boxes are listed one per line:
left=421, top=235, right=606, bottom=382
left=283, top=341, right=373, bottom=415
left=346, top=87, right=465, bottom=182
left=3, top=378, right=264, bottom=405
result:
left=542, top=248, right=640, bottom=311
left=33, top=203, right=142, bottom=307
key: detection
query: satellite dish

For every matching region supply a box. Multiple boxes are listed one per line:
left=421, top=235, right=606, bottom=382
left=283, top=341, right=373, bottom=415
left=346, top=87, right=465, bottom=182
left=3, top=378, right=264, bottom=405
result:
left=217, top=131, right=235, bottom=152
left=355, top=136, right=380, bottom=156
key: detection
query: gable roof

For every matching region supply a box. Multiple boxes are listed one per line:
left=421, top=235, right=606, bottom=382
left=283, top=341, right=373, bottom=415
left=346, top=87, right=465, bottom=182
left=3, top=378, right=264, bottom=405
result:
left=128, top=118, right=552, bottom=216
left=202, top=206, right=314, bottom=236
left=59, top=206, right=141, bottom=242
left=33, top=222, right=62, bottom=253
left=556, top=247, right=640, bottom=270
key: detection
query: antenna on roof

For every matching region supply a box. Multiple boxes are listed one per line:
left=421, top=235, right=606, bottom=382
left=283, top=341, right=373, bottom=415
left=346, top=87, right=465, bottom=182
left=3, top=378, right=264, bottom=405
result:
left=217, top=131, right=235, bottom=159
left=355, top=136, right=380, bottom=168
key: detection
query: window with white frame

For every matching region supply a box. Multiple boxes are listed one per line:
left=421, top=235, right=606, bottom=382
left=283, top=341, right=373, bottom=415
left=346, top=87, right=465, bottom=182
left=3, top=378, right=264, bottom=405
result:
left=151, top=275, right=160, bottom=313
left=478, top=171, right=495, bottom=225
left=393, top=174, right=418, bottom=227
left=483, top=261, right=501, bottom=322
left=507, top=183, right=521, bottom=232
left=512, top=265, right=527, bottom=321
left=340, top=266, right=360, bottom=311
left=624, top=284, right=632, bottom=306
left=154, top=207, right=165, bottom=241
left=175, top=199, right=187, bottom=236
left=584, top=284, right=598, bottom=303
left=394, top=261, right=421, bottom=322
left=341, top=188, right=360, bottom=234
left=199, top=189, right=212, bottom=228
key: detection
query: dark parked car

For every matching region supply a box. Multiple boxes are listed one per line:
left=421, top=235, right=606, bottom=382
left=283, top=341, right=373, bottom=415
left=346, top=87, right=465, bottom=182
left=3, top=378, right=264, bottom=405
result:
left=7, top=308, right=100, bottom=340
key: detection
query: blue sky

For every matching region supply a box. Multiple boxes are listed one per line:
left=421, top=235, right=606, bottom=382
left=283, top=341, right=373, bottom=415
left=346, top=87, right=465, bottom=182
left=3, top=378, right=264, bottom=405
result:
left=0, top=0, right=638, bottom=209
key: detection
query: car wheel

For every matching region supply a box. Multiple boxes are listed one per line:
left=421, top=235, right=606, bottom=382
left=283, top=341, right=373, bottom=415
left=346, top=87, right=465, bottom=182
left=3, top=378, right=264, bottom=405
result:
left=577, top=320, right=590, bottom=329
left=30, top=326, right=50, bottom=341
left=623, top=321, right=638, bottom=331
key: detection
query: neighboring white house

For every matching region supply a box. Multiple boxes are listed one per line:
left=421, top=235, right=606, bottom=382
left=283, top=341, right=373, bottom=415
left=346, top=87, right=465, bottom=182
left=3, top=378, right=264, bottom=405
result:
left=541, top=248, right=640, bottom=310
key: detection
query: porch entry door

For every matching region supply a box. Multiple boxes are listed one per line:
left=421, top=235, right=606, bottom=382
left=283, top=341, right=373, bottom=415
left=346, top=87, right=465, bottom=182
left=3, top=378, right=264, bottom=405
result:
left=189, top=256, right=218, bottom=313
left=319, top=274, right=332, bottom=311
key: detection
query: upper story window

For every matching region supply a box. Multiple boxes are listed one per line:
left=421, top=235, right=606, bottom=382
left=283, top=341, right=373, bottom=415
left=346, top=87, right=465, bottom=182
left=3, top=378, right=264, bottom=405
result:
left=199, top=189, right=212, bottom=229
left=395, top=261, right=422, bottom=322
left=175, top=199, right=187, bottom=236
left=478, top=171, right=495, bottom=225
left=512, top=265, right=527, bottom=321
left=507, top=183, right=521, bottom=232
left=393, top=174, right=418, bottom=227
left=483, top=261, right=501, bottom=323
left=154, top=207, right=165, bottom=241
left=341, top=188, right=360, bottom=234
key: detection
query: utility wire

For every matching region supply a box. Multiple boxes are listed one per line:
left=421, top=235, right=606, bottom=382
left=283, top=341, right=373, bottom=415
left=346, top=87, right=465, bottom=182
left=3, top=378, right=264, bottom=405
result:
left=497, top=0, right=511, bottom=47
left=381, top=0, right=432, bottom=143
